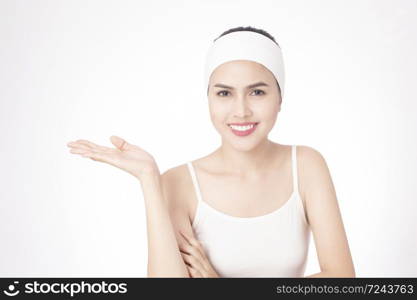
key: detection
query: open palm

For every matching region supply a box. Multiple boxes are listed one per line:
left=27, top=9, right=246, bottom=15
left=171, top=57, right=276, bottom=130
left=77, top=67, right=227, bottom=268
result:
left=67, top=135, right=159, bottom=179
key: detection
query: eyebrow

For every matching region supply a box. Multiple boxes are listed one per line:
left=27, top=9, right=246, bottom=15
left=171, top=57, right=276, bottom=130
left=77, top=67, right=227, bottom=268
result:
left=213, top=81, right=269, bottom=90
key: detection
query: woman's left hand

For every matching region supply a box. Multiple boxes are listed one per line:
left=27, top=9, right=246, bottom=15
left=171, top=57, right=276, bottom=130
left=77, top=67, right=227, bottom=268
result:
left=178, top=231, right=220, bottom=278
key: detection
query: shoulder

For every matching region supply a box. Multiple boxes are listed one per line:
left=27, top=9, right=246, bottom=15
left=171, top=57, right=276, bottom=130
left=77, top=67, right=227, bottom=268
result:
left=296, top=144, right=330, bottom=181
left=296, top=145, right=335, bottom=201
left=160, top=163, right=196, bottom=234
left=160, top=163, right=193, bottom=214
left=296, top=145, right=328, bottom=169
left=160, top=163, right=191, bottom=201
left=296, top=146, right=355, bottom=276
left=161, top=163, right=189, bottom=187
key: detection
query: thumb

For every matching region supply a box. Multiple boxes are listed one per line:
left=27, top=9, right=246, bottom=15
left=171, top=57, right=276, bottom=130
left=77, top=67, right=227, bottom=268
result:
left=110, top=135, right=128, bottom=150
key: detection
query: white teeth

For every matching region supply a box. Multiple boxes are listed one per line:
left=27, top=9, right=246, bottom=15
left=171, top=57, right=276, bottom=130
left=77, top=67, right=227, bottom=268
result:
left=229, top=124, right=255, bottom=131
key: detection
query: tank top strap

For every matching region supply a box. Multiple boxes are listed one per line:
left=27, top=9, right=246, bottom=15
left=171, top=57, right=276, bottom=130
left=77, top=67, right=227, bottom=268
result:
left=187, top=161, right=203, bottom=204
left=291, top=145, right=309, bottom=225
left=291, top=145, right=300, bottom=195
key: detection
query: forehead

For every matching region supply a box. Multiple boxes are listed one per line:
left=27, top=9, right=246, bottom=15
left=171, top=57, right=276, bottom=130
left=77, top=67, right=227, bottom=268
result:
left=210, top=60, right=274, bottom=83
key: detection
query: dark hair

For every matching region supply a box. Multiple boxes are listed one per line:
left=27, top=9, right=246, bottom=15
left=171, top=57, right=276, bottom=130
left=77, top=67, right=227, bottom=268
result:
left=209, top=26, right=282, bottom=100
left=214, top=26, right=280, bottom=48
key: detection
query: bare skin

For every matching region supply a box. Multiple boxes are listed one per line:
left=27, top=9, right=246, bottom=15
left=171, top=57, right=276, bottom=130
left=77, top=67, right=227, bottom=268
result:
left=67, top=136, right=190, bottom=277
left=164, top=142, right=355, bottom=277
left=67, top=59, right=355, bottom=278
left=162, top=60, right=355, bottom=277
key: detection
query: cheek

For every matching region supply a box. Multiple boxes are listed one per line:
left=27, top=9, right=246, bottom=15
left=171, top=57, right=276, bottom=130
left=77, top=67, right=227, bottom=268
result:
left=209, top=101, right=229, bottom=124
left=255, top=101, right=280, bottom=122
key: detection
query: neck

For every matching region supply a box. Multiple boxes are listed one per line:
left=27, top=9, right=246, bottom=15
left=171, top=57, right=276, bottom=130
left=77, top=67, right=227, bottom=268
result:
left=216, top=138, right=277, bottom=176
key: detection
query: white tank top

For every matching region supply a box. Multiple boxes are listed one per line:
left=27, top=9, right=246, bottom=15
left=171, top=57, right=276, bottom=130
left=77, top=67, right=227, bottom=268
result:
left=186, top=145, right=310, bottom=277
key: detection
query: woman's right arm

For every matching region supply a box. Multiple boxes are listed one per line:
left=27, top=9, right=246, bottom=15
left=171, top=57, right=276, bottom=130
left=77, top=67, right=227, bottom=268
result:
left=140, top=172, right=190, bottom=277
left=67, top=136, right=190, bottom=277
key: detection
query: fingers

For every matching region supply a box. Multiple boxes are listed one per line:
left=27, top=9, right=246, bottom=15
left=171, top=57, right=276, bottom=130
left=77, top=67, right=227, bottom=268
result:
left=178, top=231, right=211, bottom=277
left=110, top=135, right=127, bottom=151
left=68, top=142, right=91, bottom=152
left=181, top=250, right=206, bottom=277
left=179, top=231, right=207, bottom=261
left=186, top=265, right=203, bottom=278
left=67, top=140, right=115, bottom=163
left=67, top=139, right=112, bottom=155
left=110, top=135, right=144, bottom=152
left=69, top=147, right=91, bottom=156
left=80, top=149, right=107, bottom=162
left=68, top=146, right=99, bottom=160
left=67, top=141, right=92, bottom=158
left=179, top=239, right=203, bottom=258
left=75, top=139, right=108, bottom=151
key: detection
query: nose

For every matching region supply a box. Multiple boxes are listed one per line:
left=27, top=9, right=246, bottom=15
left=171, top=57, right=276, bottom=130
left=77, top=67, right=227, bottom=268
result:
left=232, top=95, right=252, bottom=118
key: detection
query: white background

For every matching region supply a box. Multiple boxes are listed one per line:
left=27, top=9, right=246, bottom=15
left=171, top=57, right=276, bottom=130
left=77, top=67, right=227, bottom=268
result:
left=1, top=0, right=416, bottom=277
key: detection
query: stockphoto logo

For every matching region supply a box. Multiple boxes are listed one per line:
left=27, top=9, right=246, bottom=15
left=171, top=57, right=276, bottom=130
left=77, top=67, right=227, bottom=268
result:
left=3, top=281, right=20, bottom=296
left=2, top=280, right=128, bottom=297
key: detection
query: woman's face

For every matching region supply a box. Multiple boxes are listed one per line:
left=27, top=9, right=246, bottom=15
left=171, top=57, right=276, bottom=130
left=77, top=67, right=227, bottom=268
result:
left=207, top=60, right=282, bottom=152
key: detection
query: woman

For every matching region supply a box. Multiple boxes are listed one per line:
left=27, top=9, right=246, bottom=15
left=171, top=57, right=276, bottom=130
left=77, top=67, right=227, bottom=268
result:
left=67, top=26, right=355, bottom=278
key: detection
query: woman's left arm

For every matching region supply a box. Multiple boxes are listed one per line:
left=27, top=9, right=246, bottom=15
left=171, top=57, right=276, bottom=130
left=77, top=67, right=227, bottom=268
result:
left=298, top=146, right=356, bottom=277
left=177, top=146, right=355, bottom=278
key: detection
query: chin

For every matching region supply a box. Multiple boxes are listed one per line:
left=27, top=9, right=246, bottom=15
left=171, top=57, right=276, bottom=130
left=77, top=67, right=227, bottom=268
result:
left=230, top=141, right=260, bottom=152
left=223, top=134, right=267, bottom=152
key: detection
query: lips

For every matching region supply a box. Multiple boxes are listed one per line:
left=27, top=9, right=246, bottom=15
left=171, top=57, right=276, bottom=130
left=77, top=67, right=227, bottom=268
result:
left=227, top=122, right=259, bottom=137
left=227, top=122, right=258, bottom=126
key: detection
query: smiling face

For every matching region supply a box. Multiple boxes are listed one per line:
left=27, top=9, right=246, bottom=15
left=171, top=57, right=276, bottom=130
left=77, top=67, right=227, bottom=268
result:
left=207, top=60, right=282, bottom=152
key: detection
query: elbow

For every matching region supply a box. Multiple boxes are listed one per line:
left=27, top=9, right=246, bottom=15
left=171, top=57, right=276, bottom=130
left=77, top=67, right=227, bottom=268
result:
left=329, top=267, right=356, bottom=278
left=147, top=271, right=190, bottom=278
left=342, top=264, right=356, bottom=278
left=335, top=271, right=355, bottom=278
left=346, top=268, right=356, bottom=278
left=147, top=274, right=190, bottom=278
left=147, top=265, right=190, bottom=278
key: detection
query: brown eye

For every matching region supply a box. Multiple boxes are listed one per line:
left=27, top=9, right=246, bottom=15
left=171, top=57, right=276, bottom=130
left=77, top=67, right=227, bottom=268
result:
left=217, top=90, right=230, bottom=97
left=252, top=89, right=265, bottom=96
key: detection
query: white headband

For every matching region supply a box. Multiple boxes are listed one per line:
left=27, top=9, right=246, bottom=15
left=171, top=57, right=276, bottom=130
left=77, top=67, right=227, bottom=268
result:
left=204, top=30, right=285, bottom=98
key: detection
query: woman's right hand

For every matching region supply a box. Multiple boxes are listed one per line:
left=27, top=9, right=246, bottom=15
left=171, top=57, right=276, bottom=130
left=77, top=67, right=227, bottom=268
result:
left=67, top=135, right=159, bottom=180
